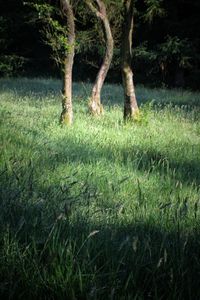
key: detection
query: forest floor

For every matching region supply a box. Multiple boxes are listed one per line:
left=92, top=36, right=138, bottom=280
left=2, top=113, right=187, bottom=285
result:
left=0, top=78, right=200, bottom=299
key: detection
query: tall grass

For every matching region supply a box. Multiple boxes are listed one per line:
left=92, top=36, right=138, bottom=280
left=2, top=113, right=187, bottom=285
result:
left=0, top=78, right=200, bottom=299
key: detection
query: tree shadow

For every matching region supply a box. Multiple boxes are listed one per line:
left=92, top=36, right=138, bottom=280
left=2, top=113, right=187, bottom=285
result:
left=0, top=78, right=91, bottom=102
left=101, top=84, right=200, bottom=109
left=6, top=120, right=200, bottom=187
left=37, top=134, right=200, bottom=186
left=0, top=78, right=62, bottom=98
left=0, top=166, right=200, bottom=299
left=121, top=145, right=200, bottom=186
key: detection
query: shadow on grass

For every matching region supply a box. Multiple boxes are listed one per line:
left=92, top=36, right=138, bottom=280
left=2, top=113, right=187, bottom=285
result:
left=35, top=134, right=200, bottom=186
left=4, top=121, right=200, bottom=187
left=0, top=78, right=91, bottom=102
left=122, top=145, right=200, bottom=186
left=0, top=78, right=61, bottom=97
left=0, top=166, right=200, bottom=299
left=1, top=78, right=199, bottom=110
left=101, top=85, right=200, bottom=109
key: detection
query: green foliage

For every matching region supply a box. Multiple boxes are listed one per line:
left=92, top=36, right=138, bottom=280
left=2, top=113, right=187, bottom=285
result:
left=143, top=0, right=166, bottom=23
left=76, top=30, right=97, bottom=54
left=131, top=37, right=194, bottom=87
left=133, top=42, right=157, bottom=61
left=133, top=101, right=155, bottom=125
left=0, top=55, right=27, bottom=76
left=158, top=36, right=192, bottom=69
left=27, top=2, right=71, bottom=66
left=0, top=78, right=200, bottom=299
left=0, top=16, right=27, bottom=76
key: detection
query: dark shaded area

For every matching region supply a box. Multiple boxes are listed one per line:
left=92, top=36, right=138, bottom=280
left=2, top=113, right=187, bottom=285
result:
left=0, top=159, right=200, bottom=299
left=0, top=0, right=200, bottom=90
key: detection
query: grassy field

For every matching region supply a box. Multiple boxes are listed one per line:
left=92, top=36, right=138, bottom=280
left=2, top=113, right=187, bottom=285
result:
left=0, top=78, right=200, bottom=299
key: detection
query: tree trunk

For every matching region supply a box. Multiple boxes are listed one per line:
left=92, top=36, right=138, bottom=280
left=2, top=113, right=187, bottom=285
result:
left=121, top=0, right=139, bottom=121
left=60, top=0, right=75, bottom=125
left=86, top=0, right=114, bottom=115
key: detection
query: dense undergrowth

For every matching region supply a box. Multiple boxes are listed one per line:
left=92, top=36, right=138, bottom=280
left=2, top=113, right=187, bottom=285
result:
left=0, top=78, right=200, bottom=299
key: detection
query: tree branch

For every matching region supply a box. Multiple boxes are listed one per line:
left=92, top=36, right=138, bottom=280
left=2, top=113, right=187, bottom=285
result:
left=85, top=0, right=105, bottom=19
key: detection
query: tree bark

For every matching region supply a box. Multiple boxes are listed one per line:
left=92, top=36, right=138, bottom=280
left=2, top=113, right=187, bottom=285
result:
left=121, top=0, right=139, bottom=121
left=60, top=0, right=75, bottom=125
left=86, top=0, right=114, bottom=115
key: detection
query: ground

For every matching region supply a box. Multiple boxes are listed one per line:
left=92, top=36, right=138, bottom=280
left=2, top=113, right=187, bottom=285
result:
left=0, top=78, right=200, bottom=299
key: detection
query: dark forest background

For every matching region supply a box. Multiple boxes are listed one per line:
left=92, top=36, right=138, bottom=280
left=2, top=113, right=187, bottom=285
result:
left=0, top=0, right=200, bottom=90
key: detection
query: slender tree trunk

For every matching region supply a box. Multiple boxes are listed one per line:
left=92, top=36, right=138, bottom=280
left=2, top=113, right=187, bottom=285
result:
left=121, top=0, right=139, bottom=121
left=86, top=0, right=114, bottom=115
left=60, top=0, right=75, bottom=125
